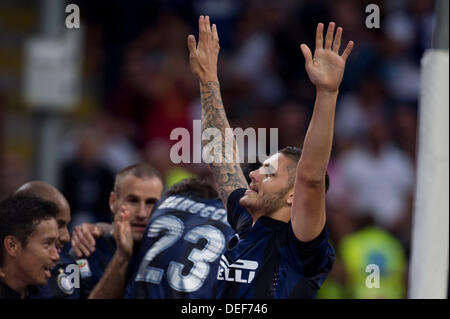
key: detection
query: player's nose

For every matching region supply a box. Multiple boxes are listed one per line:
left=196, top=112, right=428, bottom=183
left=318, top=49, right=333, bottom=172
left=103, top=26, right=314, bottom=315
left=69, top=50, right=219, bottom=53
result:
left=137, top=203, right=148, bottom=219
left=60, top=227, right=70, bottom=244
left=50, top=244, right=60, bottom=262
left=249, top=169, right=259, bottom=182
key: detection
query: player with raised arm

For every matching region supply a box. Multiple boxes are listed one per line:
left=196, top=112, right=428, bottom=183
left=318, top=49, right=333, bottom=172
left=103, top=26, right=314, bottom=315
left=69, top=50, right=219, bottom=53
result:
left=187, top=16, right=353, bottom=298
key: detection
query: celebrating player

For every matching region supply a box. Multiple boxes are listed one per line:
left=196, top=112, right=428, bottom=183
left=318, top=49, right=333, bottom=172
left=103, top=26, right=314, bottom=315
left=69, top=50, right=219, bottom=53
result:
left=14, top=181, right=79, bottom=298
left=0, top=195, right=59, bottom=299
left=187, top=16, right=353, bottom=298
left=70, top=164, right=164, bottom=298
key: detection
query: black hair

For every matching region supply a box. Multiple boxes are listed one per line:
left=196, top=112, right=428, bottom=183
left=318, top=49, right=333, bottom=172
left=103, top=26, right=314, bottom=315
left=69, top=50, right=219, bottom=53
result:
left=164, top=176, right=218, bottom=199
left=0, top=194, right=58, bottom=266
left=278, top=146, right=330, bottom=192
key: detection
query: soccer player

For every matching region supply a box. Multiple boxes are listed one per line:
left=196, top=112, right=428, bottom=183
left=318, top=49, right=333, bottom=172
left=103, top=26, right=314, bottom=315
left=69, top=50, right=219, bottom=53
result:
left=0, top=195, right=60, bottom=299
left=187, top=16, right=353, bottom=298
left=74, top=177, right=234, bottom=298
left=14, top=181, right=78, bottom=298
left=72, top=164, right=164, bottom=298
left=125, top=176, right=234, bottom=298
left=15, top=182, right=71, bottom=256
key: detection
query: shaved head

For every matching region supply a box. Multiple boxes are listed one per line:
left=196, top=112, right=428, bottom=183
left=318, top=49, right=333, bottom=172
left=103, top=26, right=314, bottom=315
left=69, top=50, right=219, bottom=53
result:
left=15, top=181, right=69, bottom=212
left=15, top=181, right=71, bottom=251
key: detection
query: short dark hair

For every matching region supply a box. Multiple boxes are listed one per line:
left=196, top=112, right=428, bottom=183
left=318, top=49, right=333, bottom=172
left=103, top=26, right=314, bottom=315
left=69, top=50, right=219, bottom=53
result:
left=164, top=176, right=218, bottom=199
left=0, top=194, right=58, bottom=266
left=278, top=146, right=330, bottom=192
left=114, top=163, right=163, bottom=197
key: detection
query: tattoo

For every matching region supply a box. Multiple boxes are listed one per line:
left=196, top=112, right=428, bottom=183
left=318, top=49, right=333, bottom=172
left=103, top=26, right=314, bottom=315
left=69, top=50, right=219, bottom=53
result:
left=201, top=81, right=248, bottom=206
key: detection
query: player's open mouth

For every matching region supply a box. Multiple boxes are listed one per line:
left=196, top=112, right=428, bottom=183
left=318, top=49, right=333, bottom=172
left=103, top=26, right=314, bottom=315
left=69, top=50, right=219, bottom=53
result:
left=43, top=265, right=55, bottom=278
left=248, top=184, right=258, bottom=193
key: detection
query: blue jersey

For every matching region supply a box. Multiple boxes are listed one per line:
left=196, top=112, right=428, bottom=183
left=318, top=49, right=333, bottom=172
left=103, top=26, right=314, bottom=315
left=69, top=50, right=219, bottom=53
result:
left=76, top=234, right=116, bottom=298
left=215, top=188, right=335, bottom=299
left=125, top=193, right=234, bottom=299
left=75, top=234, right=141, bottom=298
left=32, top=244, right=80, bottom=299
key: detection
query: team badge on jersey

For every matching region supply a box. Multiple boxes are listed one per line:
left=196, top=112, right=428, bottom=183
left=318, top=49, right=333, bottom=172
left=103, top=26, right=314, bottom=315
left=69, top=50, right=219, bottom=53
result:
left=57, top=270, right=75, bottom=295
left=76, top=259, right=92, bottom=278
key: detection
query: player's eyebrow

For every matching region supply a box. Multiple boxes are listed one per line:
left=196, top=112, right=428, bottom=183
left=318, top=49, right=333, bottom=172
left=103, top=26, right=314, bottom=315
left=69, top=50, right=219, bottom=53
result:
left=41, top=235, right=57, bottom=243
left=125, top=194, right=139, bottom=200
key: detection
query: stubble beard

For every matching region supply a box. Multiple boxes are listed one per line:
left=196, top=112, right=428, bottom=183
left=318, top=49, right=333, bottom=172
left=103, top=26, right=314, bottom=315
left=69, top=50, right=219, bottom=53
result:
left=241, top=187, right=289, bottom=217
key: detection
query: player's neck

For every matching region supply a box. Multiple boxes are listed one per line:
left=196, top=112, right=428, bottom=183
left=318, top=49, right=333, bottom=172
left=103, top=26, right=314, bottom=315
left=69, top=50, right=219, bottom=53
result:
left=2, top=262, right=27, bottom=298
left=250, top=206, right=291, bottom=225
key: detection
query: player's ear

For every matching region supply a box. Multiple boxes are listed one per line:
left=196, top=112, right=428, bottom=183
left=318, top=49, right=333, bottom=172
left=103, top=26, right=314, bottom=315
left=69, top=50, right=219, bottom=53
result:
left=4, top=235, right=21, bottom=258
left=286, top=190, right=294, bottom=206
left=109, top=192, right=117, bottom=213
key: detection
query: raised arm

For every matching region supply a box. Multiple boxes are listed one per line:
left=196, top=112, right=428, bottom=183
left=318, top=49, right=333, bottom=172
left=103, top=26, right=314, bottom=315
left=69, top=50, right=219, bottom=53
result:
left=188, top=16, right=248, bottom=207
left=292, top=22, right=353, bottom=242
left=88, top=207, right=133, bottom=299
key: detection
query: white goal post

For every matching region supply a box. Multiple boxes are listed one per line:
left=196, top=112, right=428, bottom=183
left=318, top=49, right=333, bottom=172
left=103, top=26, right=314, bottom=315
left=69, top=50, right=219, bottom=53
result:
left=408, top=0, right=449, bottom=299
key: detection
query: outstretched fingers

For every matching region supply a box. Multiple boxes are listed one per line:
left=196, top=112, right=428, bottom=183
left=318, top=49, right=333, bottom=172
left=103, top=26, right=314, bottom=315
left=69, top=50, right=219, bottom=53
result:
left=205, top=15, right=212, bottom=34
left=324, top=22, right=335, bottom=50
left=198, top=15, right=206, bottom=43
left=198, top=15, right=215, bottom=47
left=212, top=23, right=219, bottom=42
left=341, top=40, right=354, bottom=60
left=300, top=44, right=313, bottom=65
left=333, top=27, right=342, bottom=53
left=315, top=23, right=324, bottom=50
left=187, top=34, right=197, bottom=54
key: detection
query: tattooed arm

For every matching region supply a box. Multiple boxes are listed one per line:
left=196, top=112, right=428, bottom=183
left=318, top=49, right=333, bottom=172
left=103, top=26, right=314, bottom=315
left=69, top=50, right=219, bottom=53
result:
left=188, top=16, right=248, bottom=207
left=200, top=81, right=248, bottom=206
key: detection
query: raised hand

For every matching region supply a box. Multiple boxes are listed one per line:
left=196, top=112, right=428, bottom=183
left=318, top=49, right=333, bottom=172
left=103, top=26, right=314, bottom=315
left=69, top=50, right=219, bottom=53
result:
left=187, top=15, right=220, bottom=84
left=114, top=205, right=133, bottom=259
left=300, top=22, right=354, bottom=92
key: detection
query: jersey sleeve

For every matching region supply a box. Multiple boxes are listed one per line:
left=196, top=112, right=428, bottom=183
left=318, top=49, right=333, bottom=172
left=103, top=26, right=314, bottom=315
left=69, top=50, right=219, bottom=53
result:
left=287, top=223, right=335, bottom=278
left=226, top=188, right=253, bottom=233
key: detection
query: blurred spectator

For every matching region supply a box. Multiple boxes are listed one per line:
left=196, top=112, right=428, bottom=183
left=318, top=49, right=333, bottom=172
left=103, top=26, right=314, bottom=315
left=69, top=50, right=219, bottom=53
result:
left=392, top=104, right=418, bottom=162
left=143, top=138, right=195, bottom=189
left=338, top=220, right=407, bottom=298
left=335, top=75, right=387, bottom=144
left=379, top=0, right=434, bottom=104
left=107, top=12, right=196, bottom=148
left=227, top=1, right=285, bottom=106
left=337, top=114, right=415, bottom=229
left=275, top=100, right=309, bottom=148
left=94, top=112, right=140, bottom=173
left=59, top=128, right=115, bottom=228
left=0, top=153, right=29, bottom=201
